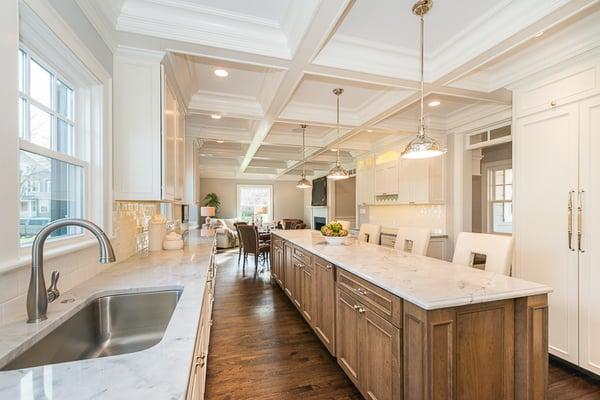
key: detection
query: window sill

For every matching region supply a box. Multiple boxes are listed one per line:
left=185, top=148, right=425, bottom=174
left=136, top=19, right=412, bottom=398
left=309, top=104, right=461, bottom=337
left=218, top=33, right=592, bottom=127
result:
left=0, top=237, right=100, bottom=276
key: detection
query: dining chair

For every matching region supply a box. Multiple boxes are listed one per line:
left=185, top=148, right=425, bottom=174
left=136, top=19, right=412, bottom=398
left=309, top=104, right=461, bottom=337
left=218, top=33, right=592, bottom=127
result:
left=452, top=232, right=514, bottom=275
left=394, top=226, right=431, bottom=256
left=238, top=224, right=270, bottom=275
left=358, top=223, right=381, bottom=245
left=233, top=221, right=248, bottom=264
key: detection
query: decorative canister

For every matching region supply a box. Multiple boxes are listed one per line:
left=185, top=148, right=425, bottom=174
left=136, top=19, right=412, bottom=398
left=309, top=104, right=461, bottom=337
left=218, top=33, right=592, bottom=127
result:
left=148, top=213, right=167, bottom=252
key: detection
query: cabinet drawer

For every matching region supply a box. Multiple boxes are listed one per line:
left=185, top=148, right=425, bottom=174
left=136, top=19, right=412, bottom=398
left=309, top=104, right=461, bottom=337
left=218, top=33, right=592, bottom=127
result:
left=337, top=269, right=402, bottom=327
left=293, top=245, right=312, bottom=266
left=272, top=235, right=283, bottom=249
left=292, top=255, right=313, bottom=272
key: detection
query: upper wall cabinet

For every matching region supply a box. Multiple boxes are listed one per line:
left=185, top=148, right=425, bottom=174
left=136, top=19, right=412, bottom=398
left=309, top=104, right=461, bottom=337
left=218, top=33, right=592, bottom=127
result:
left=356, top=154, right=375, bottom=205
left=113, top=47, right=185, bottom=202
left=514, top=58, right=600, bottom=118
left=367, top=154, right=445, bottom=205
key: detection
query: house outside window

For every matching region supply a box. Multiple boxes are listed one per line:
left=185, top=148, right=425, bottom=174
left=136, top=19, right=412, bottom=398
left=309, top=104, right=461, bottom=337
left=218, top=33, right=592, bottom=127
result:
left=488, top=165, right=512, bottom=234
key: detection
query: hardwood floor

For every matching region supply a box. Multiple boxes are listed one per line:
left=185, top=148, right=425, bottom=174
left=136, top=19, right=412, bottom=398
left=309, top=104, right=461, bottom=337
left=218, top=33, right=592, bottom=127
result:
left=205, top=250, right=600, bottom=400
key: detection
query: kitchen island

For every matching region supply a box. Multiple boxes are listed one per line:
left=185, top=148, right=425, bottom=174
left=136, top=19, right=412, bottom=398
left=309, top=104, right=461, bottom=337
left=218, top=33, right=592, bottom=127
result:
left=271, top=229, right=551, bottom=400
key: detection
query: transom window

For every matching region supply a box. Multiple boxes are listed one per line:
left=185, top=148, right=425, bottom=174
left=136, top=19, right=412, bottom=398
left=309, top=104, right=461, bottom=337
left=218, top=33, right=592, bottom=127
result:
left=488, top=165, right=512, bottom=234
left=18, top=47, right=85, bottom=244
left=237, top=185, right=273, bottom=223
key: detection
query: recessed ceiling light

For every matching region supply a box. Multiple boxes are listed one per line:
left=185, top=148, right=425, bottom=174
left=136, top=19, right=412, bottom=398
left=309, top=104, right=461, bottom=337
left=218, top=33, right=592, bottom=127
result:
left=534, top=31, right=544, bottom=38
left=210, top=114, right=222, bottom=119
left=366, top=129, right=373, bottom=132
left=428, top=100, right=441, bottom=107
left=214, top=69, right=228, bottom=77
left=216, top=140, right=224, bottom=143
left=331, top=148, right=338, bottom=152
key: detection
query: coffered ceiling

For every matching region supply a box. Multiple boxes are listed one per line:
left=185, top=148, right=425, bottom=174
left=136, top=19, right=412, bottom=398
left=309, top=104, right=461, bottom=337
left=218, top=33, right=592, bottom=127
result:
left=76, top=0, right=600, bottom=180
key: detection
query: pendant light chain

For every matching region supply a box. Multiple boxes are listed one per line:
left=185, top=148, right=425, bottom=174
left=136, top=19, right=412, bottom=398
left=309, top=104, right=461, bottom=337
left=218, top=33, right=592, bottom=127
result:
left=419, top=13, right=425, bottom=138
left=301, top=124, right=307, bottom=176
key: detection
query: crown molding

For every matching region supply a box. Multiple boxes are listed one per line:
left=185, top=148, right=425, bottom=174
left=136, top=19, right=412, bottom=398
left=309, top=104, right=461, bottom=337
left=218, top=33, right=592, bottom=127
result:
left=454, top=11, right=600, bottom=92
left=446, top=103, right=512, bottom=134
left=189, top=90, right=264, bottom=118
left=313, top=34, right=424, bottom=81
left=116, top=0, right=291, bottom=59
left=74, top=0, right=119, bottom=52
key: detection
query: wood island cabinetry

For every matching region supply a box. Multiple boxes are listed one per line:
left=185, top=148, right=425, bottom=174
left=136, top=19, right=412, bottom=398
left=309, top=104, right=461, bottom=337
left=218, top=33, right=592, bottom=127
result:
left=271, top=231, right=549, bottom=400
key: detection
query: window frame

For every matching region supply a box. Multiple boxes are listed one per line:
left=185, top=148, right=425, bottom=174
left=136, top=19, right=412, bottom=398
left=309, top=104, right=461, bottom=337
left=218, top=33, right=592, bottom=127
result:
left=236, top=184, right=274, bottom=223
left=486, top=163, right=513, bottom=235
left=18, top=45, right=89, bottom=247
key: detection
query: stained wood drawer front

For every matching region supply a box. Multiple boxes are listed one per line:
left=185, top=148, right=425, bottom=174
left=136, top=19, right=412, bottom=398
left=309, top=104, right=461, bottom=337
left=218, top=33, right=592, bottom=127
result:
left=292, top=255, right=313, bottom=272
left=272, top=235, right=283, bottom=249
left=293, top=245, right=312, bottom=266
left=338, top=269, right=402, bottom=327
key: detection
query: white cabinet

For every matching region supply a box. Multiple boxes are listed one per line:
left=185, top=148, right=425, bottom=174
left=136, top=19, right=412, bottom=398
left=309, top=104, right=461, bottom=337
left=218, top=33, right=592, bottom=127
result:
left=397, top=157, right=445, bottom=204
left=374, top=161, right=398, bottom=196
left=514, top=57, right=600, bottom=374
left=356, top=155, right=375, bottom=205
left=113, top=47, right=185, bottom=202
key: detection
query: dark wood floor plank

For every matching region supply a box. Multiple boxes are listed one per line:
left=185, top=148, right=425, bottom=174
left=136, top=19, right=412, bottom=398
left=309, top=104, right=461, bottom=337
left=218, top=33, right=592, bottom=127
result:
left=205, top=250, right=600, bottom=400
left=205, top=251, right=362, bottom=400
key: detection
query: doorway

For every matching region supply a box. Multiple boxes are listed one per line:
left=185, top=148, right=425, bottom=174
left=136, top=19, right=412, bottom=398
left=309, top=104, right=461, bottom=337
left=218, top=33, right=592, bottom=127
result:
left=471, top=142, right=512, bottom=234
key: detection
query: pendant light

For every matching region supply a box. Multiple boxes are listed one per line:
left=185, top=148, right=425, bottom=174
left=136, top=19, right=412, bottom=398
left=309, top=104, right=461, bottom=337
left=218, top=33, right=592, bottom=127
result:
left=401, top=0, right=445, bottom=159
left=327, top=88, right=350, bottom=180
left=296, top=124, right=312, bottom=189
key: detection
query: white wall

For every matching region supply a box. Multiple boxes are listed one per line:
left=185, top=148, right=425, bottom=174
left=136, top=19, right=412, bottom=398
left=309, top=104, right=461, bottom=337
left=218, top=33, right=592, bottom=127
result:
left=199, top=178, right=305, bottom=221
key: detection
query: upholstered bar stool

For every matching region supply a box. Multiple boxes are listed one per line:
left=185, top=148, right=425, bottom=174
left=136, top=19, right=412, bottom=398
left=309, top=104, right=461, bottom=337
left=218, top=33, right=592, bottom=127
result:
left=358, top=223, right=381, bottom=245
left=452, top=232, right=514, bottom=275
left=394, top=227, right=431, bottom=256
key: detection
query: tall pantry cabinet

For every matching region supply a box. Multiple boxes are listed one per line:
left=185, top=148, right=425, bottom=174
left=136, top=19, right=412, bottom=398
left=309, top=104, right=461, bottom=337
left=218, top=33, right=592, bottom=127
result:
left=513, top=56, right=600, bottom=374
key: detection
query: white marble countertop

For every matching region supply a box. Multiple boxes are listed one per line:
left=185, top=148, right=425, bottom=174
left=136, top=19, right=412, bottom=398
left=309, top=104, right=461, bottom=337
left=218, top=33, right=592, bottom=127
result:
left=0, top=233, right=214, bottom=399
left=273, top=229, right=551, bottom=310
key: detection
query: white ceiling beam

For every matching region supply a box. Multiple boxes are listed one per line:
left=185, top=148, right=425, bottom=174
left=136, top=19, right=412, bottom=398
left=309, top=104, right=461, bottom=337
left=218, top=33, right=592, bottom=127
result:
left=238, top=0, right=354, bottom=173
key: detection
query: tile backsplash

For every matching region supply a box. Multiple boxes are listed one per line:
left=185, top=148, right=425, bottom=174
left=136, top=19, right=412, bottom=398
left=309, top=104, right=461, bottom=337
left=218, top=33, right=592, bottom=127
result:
left=0, top=201, right=165, bottom=325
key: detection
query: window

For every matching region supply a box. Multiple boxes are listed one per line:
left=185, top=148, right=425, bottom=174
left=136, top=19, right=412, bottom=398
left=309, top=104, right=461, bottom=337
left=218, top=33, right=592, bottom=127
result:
left=18, top=47, right=85, bottom=244
left=237, top=185, right=273, bottom=223
left=488, top=166, right=512, bottom=234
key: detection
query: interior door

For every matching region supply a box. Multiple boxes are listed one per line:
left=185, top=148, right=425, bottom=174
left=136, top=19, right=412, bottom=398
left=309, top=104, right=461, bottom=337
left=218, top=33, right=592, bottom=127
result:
left=578, top=95, right=600, bottom=374
left=514, top=103, right=580, bottom=364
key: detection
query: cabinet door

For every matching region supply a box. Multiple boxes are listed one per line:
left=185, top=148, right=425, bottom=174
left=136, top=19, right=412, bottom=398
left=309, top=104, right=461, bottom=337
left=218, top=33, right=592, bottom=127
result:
left=175, top=102, right=185, bottom=201
left=314, top=258, right=336, bottom=355
left=514, top=103, right=580, bottom=364
left=428, top=155, right=445, bottom=203
left=271, top=247, right=279, bottom=282
left=277, top=248, right=285, bottom=287
left=410, top=159, right=429, bottom=203
left=578, top=95, right=600, bottom=374
left=361, top=309, right=401, bottom=400
left=375, top=165, right=387, bottom=195
left=397, top=159, right=412, bottom=203
left=336, top=289, right=362, bottom=386
left=293, top=260, right=303, bottom=309
left=301, top=266, right=313, bottom=325
left=284, top=243, right=294, bottom=298
left=163, top=81, right=177, bottom=201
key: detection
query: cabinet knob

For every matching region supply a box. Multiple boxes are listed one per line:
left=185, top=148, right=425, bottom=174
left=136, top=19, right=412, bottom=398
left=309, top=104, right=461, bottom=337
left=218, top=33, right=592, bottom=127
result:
left=325, top=264, right=333, bottom=270
left=356, top=288, right=367, bottom=296
left=550, top=100, right=557, bottom=107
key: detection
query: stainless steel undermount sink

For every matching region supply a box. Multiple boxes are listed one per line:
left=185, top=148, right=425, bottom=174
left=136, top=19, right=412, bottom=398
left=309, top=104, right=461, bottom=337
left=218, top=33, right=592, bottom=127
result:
left=1, top=289, right=182, bottom=371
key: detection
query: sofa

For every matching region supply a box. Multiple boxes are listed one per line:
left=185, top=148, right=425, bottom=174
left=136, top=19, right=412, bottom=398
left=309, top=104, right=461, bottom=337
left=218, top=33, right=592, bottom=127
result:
left=208, top=218, right=243, bottom=248
left=277, top=219, right=307, bottom=230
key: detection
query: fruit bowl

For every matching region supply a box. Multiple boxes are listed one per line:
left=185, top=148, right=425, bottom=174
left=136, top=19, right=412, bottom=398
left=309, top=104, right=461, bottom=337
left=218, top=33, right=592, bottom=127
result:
left=320, top=234, right=347, bottom=246
left=320, top=221, right=349, bottom=245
